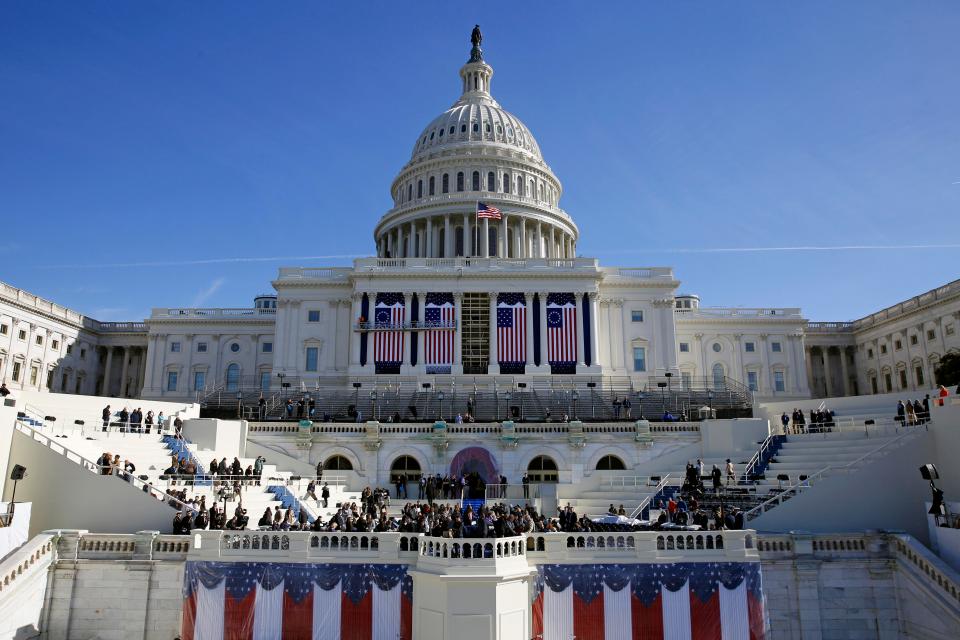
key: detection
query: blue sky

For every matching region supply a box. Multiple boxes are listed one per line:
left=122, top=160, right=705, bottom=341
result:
left=1, top=2, right=958, bottom=322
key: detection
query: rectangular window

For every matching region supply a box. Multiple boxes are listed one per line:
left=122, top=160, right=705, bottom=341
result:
left=910, top=335, right=918, bottom=346
left=631, top=310, right=644, bottom=322
left=170, top=341, right=181, bottom=353
left=880, top=344, right=888, bottom=354
left=46, top=370, right=53, bottom=390
left=899, top=369, right=908, bottom=389
left=197, top=342, right=208, bottom=353
left=894, top=340, right=902, bottom=350
left=30, top=366, right=38, bottom=386
left=745, top=342, right=755, bottom=353
left=66, top=344, right=72, bottom=354
left=916, top=366, right=925, bottom=386
left=771, top=341, right=782, bottom=353
left=0, top=324, right=7, bottom=335
left=867, top=348, right=874, bottom=359
left=52, top=340, right=59, bottom=350
left=871, top=377, right=878, bottom=394
left=681, top=372, right=692, bottom=388
left=193, top=371, right=206, bottom=391
left=80, top=348, right=86, bottom=359
left=947, top=324, right=955, bottom=336
left=307, top=310, right=321, bottom=322
left=12, top=361, right=21, bottom=382
left=262, top=342, right=273, bottom=353
left=884, top=373, right=892, bottom=392
left=260, top=371, right=271, bottom=391
left=927, top=329, right=936, bottom=341
left=305, top=347, right=319, bottom=372
left=166, top=371, right=178, bottom=391
left=679, top=342, right=689, bottom=353
left=632, top=346, right=646, bottom=372
left=17, top=329, right=26, bottom=340
left=35, top=335, right=43, bottom=346
left=747, top=371, right=758, bottom=392
left=774, top=371, right=785, bottom=392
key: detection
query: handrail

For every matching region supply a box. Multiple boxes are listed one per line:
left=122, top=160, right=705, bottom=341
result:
left=630, top=474, right=671, bottom=521
left=13, top=418, right=197, bottom=514
left=745, top=425, right=922, bottom=520
left=0, top=533, right=56, bottom=597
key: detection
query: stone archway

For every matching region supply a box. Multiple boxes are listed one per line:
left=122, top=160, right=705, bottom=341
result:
left=449, top=446, right=499, bottom=483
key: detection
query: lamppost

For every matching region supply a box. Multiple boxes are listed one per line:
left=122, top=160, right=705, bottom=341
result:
left=504, top=391, right=512, bottom=421
left=370, top=390, right=378, bottom=422
left=637, top=391, right=645, bottom=420
left=571, top=390, right=579, bottom=421
left=276, top=373, right=286, bottom=400
left=665, top=371, right=673, bottom=413
left=236, top=391, right=243, bottom=419
left=708, top=390, right=714, bottom=417
left=438, top=391, right=445, bottom=421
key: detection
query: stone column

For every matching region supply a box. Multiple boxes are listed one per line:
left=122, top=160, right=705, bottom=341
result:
left=536, top=221, right=543, bottom=258
left=417, top=291, right=427, bottom=374
left=395, top=227, right=402, bottom=258
left=733, top=334, right=744, bottom=386
left=349, top=294, right=362, bottom=368
left=488, top=292, right=499, bottom=374
left=184, top=336, right=195, bottom=395
left=463, top=213, right=471, bottom=257
left=102, top=346, right=115, bottom=396
left=538, top=292, right=549, bottom=369
left=759, top=334, right=771, bottom=394
left=482, top=217, right=490, bottom=258
left=804, top=346, right=815, bottom=396
left=520, top=218, right=527, bottom=258
left=453, top=293, right=463, bottom=375
left=839, top=347, right=851, bottom=396
left=444, top=214, right=452, bottom=258
left=575, top=293, right=585, bottom=368
left=524, top=293, right=535, bottom=366
left=142, top=337, right=158, bottom=395
left=588, top=293, right=600, bottom=370
left=137, top=347, right=148, bottom=396
left=500, top=214, right=508, bottom=258
left=425, top=217, right=433, bottom=258
left=822, top=347, right=834, bottom=398
left=549, top=227, right=556, bottom=259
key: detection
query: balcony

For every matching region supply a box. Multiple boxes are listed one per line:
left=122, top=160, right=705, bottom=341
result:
left=95, top=321, right=147, bottom=333
left=675, top=307, right=803, bottom=319
left=150, top=308, right=277, bottom=319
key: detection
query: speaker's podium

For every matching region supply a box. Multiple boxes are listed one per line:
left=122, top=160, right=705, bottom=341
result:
left=411, top=538, right=536, bottom=640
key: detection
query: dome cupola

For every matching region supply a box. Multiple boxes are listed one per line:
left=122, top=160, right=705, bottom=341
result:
left=373, top=27, right=578, bottom=261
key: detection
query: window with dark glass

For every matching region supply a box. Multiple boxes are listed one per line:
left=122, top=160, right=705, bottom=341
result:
left=442, top=173, right=449, bottom=193
left=456, top=172, right=464, bottom=192
left=487, top=172, right=495, bottom=191
left=429, top=176, right=435, bottom=196
left=472, top=171, right=480, bottom=191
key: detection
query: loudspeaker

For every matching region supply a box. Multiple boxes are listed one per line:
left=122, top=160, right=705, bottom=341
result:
left=864, top=419, right=875, bottom=426
left=10, top=465, right=26, bottom=481
left=920, top=464, right=940, bottom=480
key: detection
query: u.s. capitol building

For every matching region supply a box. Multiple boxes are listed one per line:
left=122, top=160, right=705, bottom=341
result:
left=2, top=33, right=959, bottom=407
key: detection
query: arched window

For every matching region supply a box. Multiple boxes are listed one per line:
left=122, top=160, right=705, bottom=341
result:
left=442, top=174, right=449, bottom=194
left=324, top=455, right=353, bottom=471
left=391, top=455, right=422, bottom=482
left=529, top=180, right=535, bottom=198
left=455, top=226, right=464, bottom=257
left=225, top=364, right=240, bottom=392
left=596, top=455, right=626, bottom=471
left=503, top=173, right=510, bottom=194
left=461, top=124, right=467, bottom=133
left=712, top=363, right=725, bottom=390
left=450, top=126, right=455, bottom=135
left=527, top=456, right=558, bottom=483
left=487, top=171, right=495, bottom=191
left=538, top=183, right=543, bottom=200
left=472, top=122, right=479, bottom=132
left=488, top=227, right=498, bottom=257
left=429, top=176, right=435, bottom=196
left=472, top=171, right=480, bottom=191
left=407, top=184, right=412, bottom=202
left=456, top=172, right=464, bottom=192
left=517, top=175, right=524, bottom=195
left=417, top=180, right=423, bottom=199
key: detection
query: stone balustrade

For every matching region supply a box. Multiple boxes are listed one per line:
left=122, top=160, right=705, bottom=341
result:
left=0, top=533, right=55, bottom=596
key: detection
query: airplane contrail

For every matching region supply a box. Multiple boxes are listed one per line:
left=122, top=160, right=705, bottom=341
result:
left=37, top=254, right=364, bottom=269
left=599, top=244, right=960, bottom=255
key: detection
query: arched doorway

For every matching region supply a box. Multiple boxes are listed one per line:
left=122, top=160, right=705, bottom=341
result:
left=390, top=455, right=422, bottom=483
left=324, top=455, right=353, bottom=471
left=596, top=455, right=626, bottom=471
left=225, top=364, right=240, bottom=392
left=527, top=455, right=558, bottom=483
left=449, top=447, right=499, bottom=483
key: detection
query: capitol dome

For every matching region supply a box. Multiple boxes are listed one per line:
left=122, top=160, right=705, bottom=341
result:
left=374, top=29, right=577, bottom=261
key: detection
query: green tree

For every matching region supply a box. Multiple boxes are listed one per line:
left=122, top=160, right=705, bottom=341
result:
left=934, top=353, right=960, bottom=387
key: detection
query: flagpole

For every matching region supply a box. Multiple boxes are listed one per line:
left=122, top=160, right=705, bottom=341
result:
left=474, top=200, right=479, bottom=258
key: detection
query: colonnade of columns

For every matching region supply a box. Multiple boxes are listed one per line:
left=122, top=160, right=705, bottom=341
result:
left=351, top=291, right=599, bottom=374
left=99, top=345, right=148, bottom=398
left=377, top=214, right=576, bottom=260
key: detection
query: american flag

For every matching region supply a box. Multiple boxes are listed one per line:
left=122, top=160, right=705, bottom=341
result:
left=424, top=292, right=454, bottom=372
left=532, top=561, right=766, bottom=639
left=547, top=293, right=577, bottom=366
left=181, top=560, right=413, bottom=639
left=374, top=292, right=405, bottom=366
left=476, top=201, right=502, bottom=219
left=497, top=292, right=526, bottom=365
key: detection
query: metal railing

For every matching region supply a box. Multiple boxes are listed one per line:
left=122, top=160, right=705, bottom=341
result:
left=630, top=475, right=672, bottom=521
left=484, top=484, right=541, bottom=502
